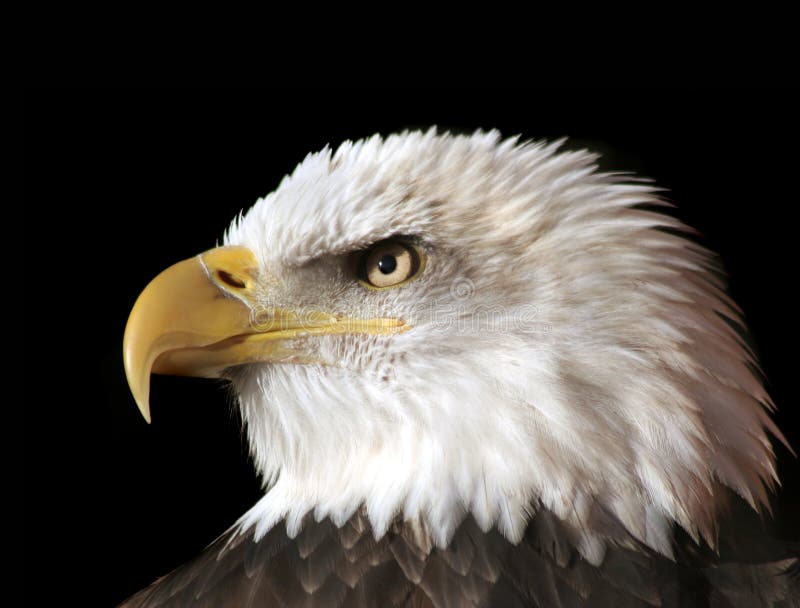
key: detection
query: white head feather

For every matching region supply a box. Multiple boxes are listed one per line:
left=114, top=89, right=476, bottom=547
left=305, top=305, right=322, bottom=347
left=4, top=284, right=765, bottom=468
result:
left=223, top=129, right=781, bottom=564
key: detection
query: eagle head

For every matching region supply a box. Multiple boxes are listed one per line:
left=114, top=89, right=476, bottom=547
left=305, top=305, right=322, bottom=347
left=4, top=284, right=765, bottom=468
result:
left=124, top=130, right=782, bottom=565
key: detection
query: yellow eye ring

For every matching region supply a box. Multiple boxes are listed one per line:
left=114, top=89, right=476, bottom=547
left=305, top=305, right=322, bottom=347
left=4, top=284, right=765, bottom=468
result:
left=356, top=239, right=425, bottom=290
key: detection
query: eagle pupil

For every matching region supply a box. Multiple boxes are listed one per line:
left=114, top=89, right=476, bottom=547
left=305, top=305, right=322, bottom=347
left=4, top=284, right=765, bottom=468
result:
left=378, top=254, right=397, bottom=274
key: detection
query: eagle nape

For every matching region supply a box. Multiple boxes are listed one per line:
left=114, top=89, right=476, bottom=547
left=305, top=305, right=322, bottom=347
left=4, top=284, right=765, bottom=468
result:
left=119, top=130, right=798, bottom=607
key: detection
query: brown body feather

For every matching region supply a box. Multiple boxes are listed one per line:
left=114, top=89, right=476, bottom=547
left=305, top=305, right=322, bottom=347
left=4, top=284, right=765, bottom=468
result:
left=121, top=495, right=798, bottom=608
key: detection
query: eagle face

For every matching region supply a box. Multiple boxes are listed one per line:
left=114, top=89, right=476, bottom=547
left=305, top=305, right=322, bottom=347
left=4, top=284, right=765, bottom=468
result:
left=124, top=130, right=781, bottom=566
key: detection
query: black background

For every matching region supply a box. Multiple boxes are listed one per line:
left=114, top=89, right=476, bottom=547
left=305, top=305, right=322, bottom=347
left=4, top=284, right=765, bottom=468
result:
left=24, top=88, right=799, bottom=606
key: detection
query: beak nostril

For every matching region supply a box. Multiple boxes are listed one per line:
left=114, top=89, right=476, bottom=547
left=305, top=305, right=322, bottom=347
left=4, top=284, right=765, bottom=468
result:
left=217, top=270, right=246, bottom=289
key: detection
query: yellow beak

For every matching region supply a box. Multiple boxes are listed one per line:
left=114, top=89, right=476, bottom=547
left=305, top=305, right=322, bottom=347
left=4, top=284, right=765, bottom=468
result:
left=123, top=246, right=407, bottom=423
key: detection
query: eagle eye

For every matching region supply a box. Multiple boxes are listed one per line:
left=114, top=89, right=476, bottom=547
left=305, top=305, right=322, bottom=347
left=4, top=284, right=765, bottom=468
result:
left=357, top=239, right=423, bottom=289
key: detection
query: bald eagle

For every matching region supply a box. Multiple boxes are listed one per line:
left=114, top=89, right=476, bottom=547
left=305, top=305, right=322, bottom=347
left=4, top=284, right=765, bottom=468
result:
left=121, top=130, right=798, bottom=606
